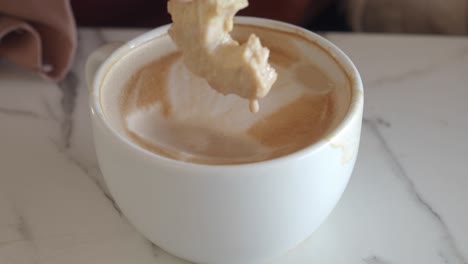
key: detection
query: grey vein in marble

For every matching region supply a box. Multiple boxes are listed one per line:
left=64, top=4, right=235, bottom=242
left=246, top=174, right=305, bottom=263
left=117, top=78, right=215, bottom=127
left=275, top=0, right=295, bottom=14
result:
left=41, top=97, right=61, bottom=123
left=0, top=203, right=38, bottom=262
left=440, top=251, right=456, bottom=264
left=16, top=215, right=33, bottom=242
left=42, top=29, right=124, bottom=218
left=363, top=255, right=392, bottom=264
left=52, top=29, right=106, bottom=152
left=376, top=117, right=391, bottom=128
left=149, top=240, right=162, bottom=259
left=368, top=47, right=468, bottom=88
left=364, top=118, right=467, bottom=264
left=0, top=106, right=46, bottom=120
left=57, top=72, right=79, bottom=149
left=67, top=29, right=121, bottom=210
left=49, top=138, right=122, bottom=216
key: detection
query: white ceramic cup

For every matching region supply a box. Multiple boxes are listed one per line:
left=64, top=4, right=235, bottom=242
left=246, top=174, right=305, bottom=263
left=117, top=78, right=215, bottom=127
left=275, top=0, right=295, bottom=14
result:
left=87, top=17, right=363, bottom=264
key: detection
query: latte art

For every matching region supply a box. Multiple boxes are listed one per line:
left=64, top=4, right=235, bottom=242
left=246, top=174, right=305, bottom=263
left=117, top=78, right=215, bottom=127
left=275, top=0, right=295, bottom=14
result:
left=100, top=24, right=351, bottom=165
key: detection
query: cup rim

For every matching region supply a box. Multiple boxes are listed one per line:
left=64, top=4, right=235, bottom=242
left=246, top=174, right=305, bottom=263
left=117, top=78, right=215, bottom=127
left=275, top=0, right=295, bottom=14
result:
left=90, top=16, right=363, bottom=169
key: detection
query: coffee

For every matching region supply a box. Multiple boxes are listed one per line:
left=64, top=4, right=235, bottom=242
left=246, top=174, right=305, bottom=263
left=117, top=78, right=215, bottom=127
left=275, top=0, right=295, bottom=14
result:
left=100, top=24, right=352, bottom=165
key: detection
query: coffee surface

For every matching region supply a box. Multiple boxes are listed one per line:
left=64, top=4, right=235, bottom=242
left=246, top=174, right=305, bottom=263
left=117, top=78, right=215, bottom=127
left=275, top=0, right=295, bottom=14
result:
left=101, top=24, right=351, bottom=165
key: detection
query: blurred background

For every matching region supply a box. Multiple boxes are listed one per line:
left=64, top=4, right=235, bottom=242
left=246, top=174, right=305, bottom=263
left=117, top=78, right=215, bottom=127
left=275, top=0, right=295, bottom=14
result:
left=1, top=0, right=467, bottom=81
left=71, top=0, right=468, bottom=35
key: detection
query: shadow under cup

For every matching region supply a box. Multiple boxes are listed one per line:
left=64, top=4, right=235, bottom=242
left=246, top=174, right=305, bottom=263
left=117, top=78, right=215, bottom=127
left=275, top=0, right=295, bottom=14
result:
left=90, top=17, right=363, bottom=264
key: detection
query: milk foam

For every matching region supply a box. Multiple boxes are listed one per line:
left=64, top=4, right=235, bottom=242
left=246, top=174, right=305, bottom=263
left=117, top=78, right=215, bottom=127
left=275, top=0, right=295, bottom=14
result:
left=101, top=24, right=351, bottom=164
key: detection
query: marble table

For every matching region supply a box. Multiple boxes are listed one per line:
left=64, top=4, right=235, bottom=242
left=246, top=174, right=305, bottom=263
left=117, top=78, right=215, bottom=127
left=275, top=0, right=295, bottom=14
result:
left=1, top=28, right=467, bottom=264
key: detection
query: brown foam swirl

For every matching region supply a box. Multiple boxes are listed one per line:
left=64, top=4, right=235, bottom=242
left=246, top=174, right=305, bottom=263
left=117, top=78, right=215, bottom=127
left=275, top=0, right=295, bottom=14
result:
left=248, top=94, right=333, bottom=151
left=120, top=52, right=180, bottom=119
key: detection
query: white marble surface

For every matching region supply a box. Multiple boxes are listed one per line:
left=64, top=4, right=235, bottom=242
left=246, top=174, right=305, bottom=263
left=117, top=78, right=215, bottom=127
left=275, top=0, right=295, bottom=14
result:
left=0, top=28, right=467, bottom=264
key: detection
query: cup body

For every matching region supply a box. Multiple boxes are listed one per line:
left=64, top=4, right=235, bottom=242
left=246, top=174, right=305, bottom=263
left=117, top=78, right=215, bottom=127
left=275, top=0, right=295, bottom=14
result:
left=89, top=17, right=363, bottom=264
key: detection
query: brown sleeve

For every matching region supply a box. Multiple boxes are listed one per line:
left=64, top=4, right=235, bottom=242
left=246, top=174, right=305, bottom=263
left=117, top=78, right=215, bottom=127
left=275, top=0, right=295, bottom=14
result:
left=0, top=0, right=76, bottom=81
